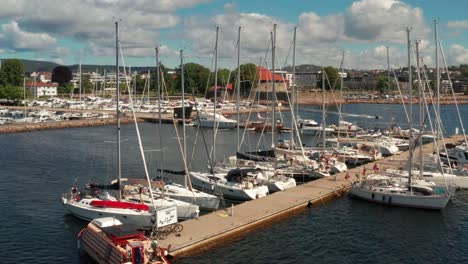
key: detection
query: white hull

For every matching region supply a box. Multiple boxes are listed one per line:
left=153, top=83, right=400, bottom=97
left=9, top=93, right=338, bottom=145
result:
left=190, top=172, right=269, bottom=201
left=62, top=197, right=153, bottom=227
left=423, top=175, right=468, bottom=190
left=196, top=120, right=237, bottom=129
left=266, top=177, right=296, bottom=193
left=126, top=195, right=199, bottom=220
left=161, top=183, right=220, bottom=211
left=349, top=185, right=450, bottom=210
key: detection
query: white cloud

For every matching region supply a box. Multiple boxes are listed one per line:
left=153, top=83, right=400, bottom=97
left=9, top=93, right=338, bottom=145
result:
left=344, top=0, right=429, bottom=43
left=447, top=20, right=468, bottom=29
left=447, top=44, right=468, bottom=65
left=0, top=21, right=56, bottom=51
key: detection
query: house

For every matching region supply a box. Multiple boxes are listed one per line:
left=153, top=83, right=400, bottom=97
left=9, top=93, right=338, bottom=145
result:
left=255, top=66, right=289, bottom=101
left=26, top=82, right=58, bottom=97
left=205, top=83, right=233, bottom=100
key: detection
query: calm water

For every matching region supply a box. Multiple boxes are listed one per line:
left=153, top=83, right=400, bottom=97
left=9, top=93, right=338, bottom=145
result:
left=1, top=104, right=467, bottom=263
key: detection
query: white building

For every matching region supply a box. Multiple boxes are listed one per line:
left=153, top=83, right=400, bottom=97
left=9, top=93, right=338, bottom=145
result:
left=26, top=82, right=58, bottom=97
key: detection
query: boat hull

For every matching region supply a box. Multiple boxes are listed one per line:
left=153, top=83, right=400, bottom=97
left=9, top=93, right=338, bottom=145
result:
left=189, top=172, right=269, bottom=201
left=349, top=186, right=450, bottom=210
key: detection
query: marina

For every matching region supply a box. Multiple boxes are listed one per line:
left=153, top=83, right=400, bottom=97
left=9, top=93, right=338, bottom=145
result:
left=1, top=1, right=468, bottom=263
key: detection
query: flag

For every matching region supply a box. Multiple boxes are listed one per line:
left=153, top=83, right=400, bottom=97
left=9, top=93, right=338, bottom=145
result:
left=345, top=172, right=350, bottom=180
left=373, top=163, right=379, bottom=171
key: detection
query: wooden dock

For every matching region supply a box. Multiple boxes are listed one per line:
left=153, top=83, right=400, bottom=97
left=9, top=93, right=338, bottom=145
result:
left=159, top=134, right=466, bottom=258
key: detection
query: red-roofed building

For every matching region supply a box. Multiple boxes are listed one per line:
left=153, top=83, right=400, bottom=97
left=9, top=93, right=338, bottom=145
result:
left=205, top=83, right=233, bottom=100
left=255, top=66, right=289, bottom=101
left=26, top=82, right=58, bottom=97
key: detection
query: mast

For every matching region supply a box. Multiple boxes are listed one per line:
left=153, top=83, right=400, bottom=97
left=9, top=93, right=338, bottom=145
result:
left=322, top=69, right=326, bottom=152
left=115, top=20, right=122, bottom=200
left=338, top=50, right=345, bottom=144
left=407, top=27, right=413, bottom=189
left=79, top=60, right=82, bottom=104
left=180, top=49, right=187, bottom=188
left=236, top=26, right=241, bottom=154
left=415, top=40, right=423, bottom=179
left=387, top=46, right=390, bottom=95
left=271, top=24, right=277, bottom=148
left=290, top=26, right=297, bottom=148
left=23, top=77, right=26, bottom=120
left=213, top=26, right=219, bottom=160
left=155, top=47, right=163, bottom=180
left=434, top=19, right=440, bottom=147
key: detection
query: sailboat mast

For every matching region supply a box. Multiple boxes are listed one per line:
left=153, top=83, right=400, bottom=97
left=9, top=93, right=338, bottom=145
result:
left=434, top=20, right=440, bottom=146
left=23, top=77, right=26, bottom=119
left=155, top=47, right=163, bottom=179
left=290, top=26, right=297, bottom=148
left=386, top=46, right=390, bottom=95
left=213, top=26, right=219, bottom=160
left=271, top=24, right=277, bottom=148
left=407, top=27, right=413, bottom=188
left=180, top=49, right=187, bottom=188
left=322, top=70, right=326, bottom=152
left=415, top=40, right=424, bottom=179
left=236, top=26, right=241, bottom=154
left=338, top=51, right=345, bottom=144
left=79, top=61, right=82, bottom=103
left=115, top=20, right=122, bottom=200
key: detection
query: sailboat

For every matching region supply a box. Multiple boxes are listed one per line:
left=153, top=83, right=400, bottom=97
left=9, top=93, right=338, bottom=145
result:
left=62, top=22, right=160, bottom=226
left=150, top=48, right=220, bottom=211
left=349, top=28, right=451, bottom=210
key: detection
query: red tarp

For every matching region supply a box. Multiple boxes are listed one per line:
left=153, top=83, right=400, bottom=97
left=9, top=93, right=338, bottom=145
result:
left=90, top=200, right=149, bottom=211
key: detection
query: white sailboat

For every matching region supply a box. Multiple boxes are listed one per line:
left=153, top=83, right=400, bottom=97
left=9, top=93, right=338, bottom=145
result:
left=349, top=28, right=450, bottom=210
left=62, top=21, right=159, bottom=226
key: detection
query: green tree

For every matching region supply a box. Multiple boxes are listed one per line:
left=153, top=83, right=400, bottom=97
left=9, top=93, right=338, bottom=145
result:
left=58, top=83, right=75, bottom=96
left=0, top=84, right=23, bottom=100
left=51, top=66, right=72, bottom=86
left=176, top=63, right=210, bottom=96
left=0, top=59, right=24, bottom=86
left=230, top=63, right=259, bottom=97
left=81, top=74, right=93, bottom=93
left=317, top=66, right=339, bottom=90
left=376, top=76, right=390, bottom=94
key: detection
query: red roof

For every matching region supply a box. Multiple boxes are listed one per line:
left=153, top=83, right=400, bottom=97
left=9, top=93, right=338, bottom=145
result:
left=26, top=82, right=58, bottom=87
left=208, top=83, right=233, bottom=92
left=257, top=66, right=286, bottom=82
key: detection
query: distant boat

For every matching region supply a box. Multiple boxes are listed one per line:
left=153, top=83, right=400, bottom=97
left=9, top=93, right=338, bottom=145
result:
left=193, top=111, right=237, bottom=129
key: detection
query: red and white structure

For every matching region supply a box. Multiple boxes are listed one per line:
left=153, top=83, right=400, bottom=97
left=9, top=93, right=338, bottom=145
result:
left=26, top=82, right=58, bottom=97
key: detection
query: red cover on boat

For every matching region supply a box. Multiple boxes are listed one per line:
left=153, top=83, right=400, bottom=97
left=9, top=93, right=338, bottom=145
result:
left=90, top=200, right=149, bottom=211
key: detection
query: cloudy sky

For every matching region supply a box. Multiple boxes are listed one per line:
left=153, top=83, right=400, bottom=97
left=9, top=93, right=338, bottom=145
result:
left=0, top=0, right=467, bottom=70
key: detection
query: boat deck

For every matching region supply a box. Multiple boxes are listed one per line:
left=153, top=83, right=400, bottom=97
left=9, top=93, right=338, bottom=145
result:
left=158, top=134, right=465, bottom=258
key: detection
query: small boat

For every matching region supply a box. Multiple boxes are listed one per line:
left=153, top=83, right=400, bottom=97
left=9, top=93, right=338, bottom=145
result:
left=193, top=111, right=237, bottom=129
left=78, top=217, right=171, bottom=264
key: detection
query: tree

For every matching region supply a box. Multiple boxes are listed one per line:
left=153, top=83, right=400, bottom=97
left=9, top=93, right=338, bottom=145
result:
left=376, top=76, right=390, bottom=94
left=176, top=63, right=210, bottom=96
left=52, top=66, right=72, bottom=86
left=81, top=74, right=93, bottom=93
left=317, top=66, right=339, bottom=90
left=0, top=59, right=24, bottom=86
left=230, top=63, right=258, bottom=97
left=58, top=83, right=75, bottom=96
left=0, top=84, right=23, bottom=100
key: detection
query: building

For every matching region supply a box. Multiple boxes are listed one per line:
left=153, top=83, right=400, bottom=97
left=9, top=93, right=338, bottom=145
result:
left=294, top=72, right=317, bottom=89
left=26, top=82, right=58, bottom=97
left=255, top=66, right=289, bottom=101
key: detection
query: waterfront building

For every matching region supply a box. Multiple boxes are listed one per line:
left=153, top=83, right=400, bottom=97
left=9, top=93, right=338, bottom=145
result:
left=26, top=82, right=58, bottom=97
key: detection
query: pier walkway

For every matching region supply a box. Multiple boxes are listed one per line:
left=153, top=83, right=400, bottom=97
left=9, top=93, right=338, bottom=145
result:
left=160, top=134, right=465, bottom=258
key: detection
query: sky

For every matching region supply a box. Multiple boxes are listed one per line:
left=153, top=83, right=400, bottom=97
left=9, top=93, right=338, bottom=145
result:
left=0, top=0, right=467, bottom=70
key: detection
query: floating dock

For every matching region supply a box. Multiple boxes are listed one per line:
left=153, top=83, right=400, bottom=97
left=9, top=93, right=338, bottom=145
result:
left=159, top=134, right=465, bottom=258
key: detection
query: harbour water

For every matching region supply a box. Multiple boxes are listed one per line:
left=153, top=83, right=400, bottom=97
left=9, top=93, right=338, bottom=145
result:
left=1, top=104, right=468, bottom=263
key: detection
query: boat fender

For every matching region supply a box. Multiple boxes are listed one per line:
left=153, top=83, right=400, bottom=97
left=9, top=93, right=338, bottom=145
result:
left=388, top=196, right=392, bottom=204
left=371, top=193, right=375, bottom=200
left=382, top=196, right=385, bottom=202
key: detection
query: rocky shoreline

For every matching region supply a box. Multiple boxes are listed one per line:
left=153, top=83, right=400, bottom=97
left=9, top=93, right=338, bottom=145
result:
left=0, top=117, right=140, bottom=134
